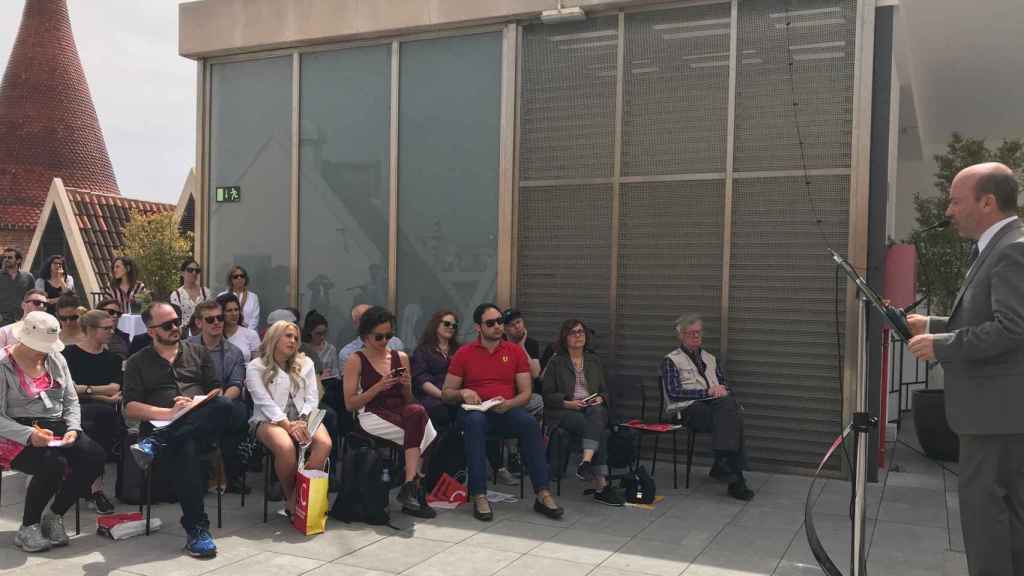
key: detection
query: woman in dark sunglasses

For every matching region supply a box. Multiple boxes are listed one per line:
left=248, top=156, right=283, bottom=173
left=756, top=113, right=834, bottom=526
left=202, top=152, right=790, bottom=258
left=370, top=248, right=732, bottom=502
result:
left=54, top=294, right=85, bottom=347
left=219, top=266, right=260, bottom=331
left=343, top=306, right=436, bottom=519
left=411, top=309, right=462, bottom=431
left=170, top=259, right=210, bottom=337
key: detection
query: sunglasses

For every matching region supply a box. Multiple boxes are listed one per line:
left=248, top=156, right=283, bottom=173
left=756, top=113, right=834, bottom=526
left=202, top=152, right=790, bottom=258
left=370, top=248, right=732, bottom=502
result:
left=149, top=318, right=182, bottom=331
left=203, top=314, right=225, bottom=324
left=24, top=299, right=46, bottom=308
left=58, top=314, right=79, bottom=323
left=231, top=274, right=246, bottom=280
left=185, top=267, right=201, bottom=273
left=441, top=320, right=459, bottom=330
left=371, top=332, right=394, bottom=342
left=482, top=318, right=504, bottom=328
left=102, top=308, right=121, bottom=317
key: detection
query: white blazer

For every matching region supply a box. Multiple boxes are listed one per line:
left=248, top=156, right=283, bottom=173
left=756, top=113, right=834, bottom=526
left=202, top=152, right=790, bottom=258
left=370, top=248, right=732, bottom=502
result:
left=246, top=355, right=318, bottom=425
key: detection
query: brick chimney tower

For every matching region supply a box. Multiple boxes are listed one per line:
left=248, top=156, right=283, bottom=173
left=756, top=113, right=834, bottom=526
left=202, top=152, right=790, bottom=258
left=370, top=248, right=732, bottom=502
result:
left=0, top=0, right=119, bottom=253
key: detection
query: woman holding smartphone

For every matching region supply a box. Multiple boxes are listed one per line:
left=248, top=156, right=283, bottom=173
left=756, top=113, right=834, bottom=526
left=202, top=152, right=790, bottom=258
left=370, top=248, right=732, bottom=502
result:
left=343, top=306, right=436, bottom=518
left=542, top=318, right=624, bottom=506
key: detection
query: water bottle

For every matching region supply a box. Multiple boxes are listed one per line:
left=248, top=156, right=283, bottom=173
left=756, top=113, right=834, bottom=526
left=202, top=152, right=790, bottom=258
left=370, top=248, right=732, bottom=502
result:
left=382, top=466, right=391, bottom=485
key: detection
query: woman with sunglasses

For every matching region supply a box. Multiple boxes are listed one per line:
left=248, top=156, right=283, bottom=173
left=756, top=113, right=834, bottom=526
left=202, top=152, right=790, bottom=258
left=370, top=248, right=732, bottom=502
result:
left=62, top=310, right=123, bottom=515
left=94, top=299, right=129, bottom=361
left=219, top=266, right=260, bottom=331
left=216, top=293, right=261, bottom=362
left=343, top=306, right=436, bottom=518
left=411, top=309, right=461, bottom=431
left=0, top=290, right=48, bottom=347
left=54, top=295, right=85, bottom=348
left=106, top=257, right=146, bottom=314
left=170, top=259, right=210, bottom=337
left=542, top=319, right=624, bottom=507
left=34, top=255, right=75, bottom=315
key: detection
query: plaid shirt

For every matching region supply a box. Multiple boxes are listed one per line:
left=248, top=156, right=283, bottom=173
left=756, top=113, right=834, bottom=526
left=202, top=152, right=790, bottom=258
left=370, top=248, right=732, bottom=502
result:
left=660, top=347, right=726, bottom=402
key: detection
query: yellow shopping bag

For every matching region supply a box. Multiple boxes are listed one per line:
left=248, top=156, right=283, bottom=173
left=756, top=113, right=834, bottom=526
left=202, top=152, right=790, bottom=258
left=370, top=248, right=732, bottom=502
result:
left=292, top=469, right=329, bottom=535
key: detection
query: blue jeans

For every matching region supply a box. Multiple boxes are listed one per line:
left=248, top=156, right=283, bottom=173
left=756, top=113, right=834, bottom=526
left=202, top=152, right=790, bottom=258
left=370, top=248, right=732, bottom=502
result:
left=458, top=406, right=549, bottom=497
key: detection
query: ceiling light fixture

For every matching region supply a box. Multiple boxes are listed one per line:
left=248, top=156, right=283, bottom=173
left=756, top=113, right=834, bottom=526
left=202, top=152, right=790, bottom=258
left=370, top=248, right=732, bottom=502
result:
left=541, top=1, right=587, bottom=24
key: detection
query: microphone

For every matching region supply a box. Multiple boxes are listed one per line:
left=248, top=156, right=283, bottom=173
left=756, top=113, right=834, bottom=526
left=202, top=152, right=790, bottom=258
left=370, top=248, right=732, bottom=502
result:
left=901, top=295, right=927, bottom=314
left=918, top=219, right=950, bottom=233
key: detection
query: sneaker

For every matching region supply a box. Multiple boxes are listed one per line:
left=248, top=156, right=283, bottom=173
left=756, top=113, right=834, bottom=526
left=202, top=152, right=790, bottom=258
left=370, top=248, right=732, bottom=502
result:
left=495, top=467, right=519, bottom=486
left=89, top=491, right=115, bottom=515
left=576, top=461, right=594, bottom=481
left=40, top=512, right=69, bottom=547
left=594, top=486, right=625, bottom=507
left=185, top=526, right=217, bottom=558
left=130, top=437, right=160, bottom=471
left=727, top=480, right=755, bottom=501
left=13, top=524, right=51, bottom=553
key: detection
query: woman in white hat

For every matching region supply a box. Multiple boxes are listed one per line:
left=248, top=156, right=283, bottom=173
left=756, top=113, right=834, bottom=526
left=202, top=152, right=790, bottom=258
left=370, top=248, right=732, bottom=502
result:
left=0, top=311, right=106, bottom=553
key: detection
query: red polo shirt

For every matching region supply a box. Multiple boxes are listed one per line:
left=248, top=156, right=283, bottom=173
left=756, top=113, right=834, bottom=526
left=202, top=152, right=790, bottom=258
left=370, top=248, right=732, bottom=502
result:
left=447, top=338, right=530, bottom=401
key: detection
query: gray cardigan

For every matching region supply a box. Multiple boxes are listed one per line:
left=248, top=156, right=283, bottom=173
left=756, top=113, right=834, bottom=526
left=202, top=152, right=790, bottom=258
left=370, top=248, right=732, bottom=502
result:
left=0, top=348, right=81, bottom=445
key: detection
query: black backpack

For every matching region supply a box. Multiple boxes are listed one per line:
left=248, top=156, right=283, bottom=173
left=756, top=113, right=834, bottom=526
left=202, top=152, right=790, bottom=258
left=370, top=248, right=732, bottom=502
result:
left=329, top=446, right=393, bottom=526
left=422, top=428, right=466, bottom=493
left=620, top=464, right=656, bottom=504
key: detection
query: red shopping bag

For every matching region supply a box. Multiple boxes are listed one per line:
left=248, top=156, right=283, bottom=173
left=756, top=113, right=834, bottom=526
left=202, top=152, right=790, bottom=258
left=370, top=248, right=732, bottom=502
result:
left=426, top=472, right=468, bottom=506
left=292, top=469, right=329, bottom=535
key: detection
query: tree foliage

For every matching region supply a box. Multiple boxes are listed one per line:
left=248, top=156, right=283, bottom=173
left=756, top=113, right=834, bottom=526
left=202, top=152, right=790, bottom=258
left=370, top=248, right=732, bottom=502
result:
left=908, top=133, right=1024, bottom=314
left=119, top=211, right=193, bottom=301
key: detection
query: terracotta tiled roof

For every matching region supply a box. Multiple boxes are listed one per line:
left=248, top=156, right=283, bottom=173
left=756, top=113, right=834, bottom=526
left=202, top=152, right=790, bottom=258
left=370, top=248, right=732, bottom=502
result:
left=0, top=0, right=119, bottom=232
left=65, top=188, right=174, bottom=290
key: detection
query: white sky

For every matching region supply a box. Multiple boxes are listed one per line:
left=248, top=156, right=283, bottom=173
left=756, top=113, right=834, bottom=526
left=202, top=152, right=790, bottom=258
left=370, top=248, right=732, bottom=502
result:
left=0, top=1, right=194, bottom=205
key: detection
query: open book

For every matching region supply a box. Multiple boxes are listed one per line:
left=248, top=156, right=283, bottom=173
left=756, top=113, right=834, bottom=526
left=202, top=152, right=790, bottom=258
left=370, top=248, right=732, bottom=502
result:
left=296, top=409, right=328, bottom=471
left=461, top=398, right=504, bottom=412
left=150, top=389, right=221, bottom=429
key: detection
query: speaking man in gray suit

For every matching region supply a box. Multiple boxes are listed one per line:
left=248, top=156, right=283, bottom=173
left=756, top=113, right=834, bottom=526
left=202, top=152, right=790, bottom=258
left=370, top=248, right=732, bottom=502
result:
left=907, top=162, right=1024, bottom=576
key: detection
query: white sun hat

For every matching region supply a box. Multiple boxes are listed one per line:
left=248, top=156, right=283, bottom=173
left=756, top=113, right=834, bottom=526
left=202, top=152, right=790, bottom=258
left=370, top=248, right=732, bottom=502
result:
left=12, top=311, right=65, bottom=354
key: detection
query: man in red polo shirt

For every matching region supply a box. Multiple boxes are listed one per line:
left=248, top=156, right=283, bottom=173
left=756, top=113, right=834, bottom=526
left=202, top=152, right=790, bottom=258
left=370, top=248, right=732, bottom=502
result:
left=443, top=303, right=564, bottom=522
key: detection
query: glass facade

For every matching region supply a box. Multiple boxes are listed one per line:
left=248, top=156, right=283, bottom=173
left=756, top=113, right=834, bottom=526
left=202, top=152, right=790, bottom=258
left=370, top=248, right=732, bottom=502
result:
left=208, top=57, right=293, bottom=328
left=299, top=46, right=391, bottom=346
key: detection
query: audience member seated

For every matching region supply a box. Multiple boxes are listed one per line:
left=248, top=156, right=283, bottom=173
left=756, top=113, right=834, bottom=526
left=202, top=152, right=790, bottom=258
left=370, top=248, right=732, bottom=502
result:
left=62, top=310, right=123, bottom=515
left=411, top=309, right=461, bottom=431
left=0, top=289, right=47, bottom=347
left=55, top=295, right=86, bottom=348
left=300, top=310, right=344, bottom=453
left=343, top=306, right=436, bottom=518
left=170, top=259, right=211, bottom=338
left=188, top=300, right=250, bottom=495
left=105, top=257, right=146, bottom=314
left=494, top=308, right=545, bottom=484
left=0, top=312, right=106, bottom=553
left=542, top=319, right=624, bottom=506
left=124, top=302, right=233, bottom=558
left=0, top=247, right=34, bottom=327
left=442, top=303, right=563, bottom=522
left=247, top=321, right=332, bottom=518
left=218, top=292, right=261, bottom=362
left=338, top=304, right=403, bottom=367
left=219, top=266, right=260, bottom=331
left=661, top=314, right=753, bottom=501
left=34, top=255, right=74, bottom=315
left=94, top=298, right=130, bottom=361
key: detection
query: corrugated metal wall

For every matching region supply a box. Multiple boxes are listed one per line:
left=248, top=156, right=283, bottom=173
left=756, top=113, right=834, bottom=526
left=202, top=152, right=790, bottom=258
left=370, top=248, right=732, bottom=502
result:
left=516, top=0, right=858, bottom=473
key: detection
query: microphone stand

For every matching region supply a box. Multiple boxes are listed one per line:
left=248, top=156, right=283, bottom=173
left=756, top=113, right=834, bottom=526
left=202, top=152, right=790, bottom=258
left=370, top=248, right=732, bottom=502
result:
left=851, top=295, right=871, bottom=576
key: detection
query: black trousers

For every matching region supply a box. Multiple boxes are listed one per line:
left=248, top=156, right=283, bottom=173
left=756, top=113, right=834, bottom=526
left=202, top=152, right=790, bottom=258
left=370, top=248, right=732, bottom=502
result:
left=148, top=396, right=231, bottom=531
left=219, top=396, right=250, bottom=480
left=683, top=395, right=747, bottom=480
left=10, top=421, right=105, bottom=526
left=81, top=400, right=121, bottom=461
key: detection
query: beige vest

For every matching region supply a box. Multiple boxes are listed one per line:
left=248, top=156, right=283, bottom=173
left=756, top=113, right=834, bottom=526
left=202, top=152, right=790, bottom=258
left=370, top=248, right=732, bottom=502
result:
left=664, top=347, right=720, bottom=412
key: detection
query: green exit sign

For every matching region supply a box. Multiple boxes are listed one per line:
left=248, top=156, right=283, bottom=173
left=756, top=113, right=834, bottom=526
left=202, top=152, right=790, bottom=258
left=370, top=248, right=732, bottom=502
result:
left=215, top=186, right=241, bottom=203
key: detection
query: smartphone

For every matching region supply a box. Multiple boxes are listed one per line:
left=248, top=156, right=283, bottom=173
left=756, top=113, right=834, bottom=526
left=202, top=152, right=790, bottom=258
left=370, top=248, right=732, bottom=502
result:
left=390, top=366, right=408, bottom=377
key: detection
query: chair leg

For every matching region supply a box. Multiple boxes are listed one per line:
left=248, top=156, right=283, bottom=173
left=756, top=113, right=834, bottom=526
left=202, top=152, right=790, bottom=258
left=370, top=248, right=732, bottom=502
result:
left=216, top=487, right=222, bottom=529
left=518, top=440, right=524, bottom=500
left=240, top=467, right=247, bottom=508
left=145, top=469, right=151, bottom=536
left=651, top=434, right=659, bottom=475
left=263, top=452, right=270, bottom=523
left=686, top=430, right=696, bottom=489
left=75, top=498, right=80, bottom=535
left=672, top=430, right=678, bottom=490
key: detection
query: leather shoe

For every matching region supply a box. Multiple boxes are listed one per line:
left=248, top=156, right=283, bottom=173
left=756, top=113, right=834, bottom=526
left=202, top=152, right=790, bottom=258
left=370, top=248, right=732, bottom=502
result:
left=533, top=496, right=564, bottom=520
left=472, top=495, right=493, bottom=522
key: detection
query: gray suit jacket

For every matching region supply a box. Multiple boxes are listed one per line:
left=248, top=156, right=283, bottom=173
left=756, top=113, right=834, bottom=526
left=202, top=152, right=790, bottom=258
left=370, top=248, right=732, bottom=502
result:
left=929, top=217, right=1024, bottom=435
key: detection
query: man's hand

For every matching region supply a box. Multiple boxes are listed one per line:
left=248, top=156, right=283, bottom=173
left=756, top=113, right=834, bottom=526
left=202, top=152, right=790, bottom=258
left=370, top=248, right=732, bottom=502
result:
left=906, top=314, right=928, bottom=337
left=908, top=334, right=936, bottom=361
left=490, top=398, right=511, bottom=413
left=62, top=430, right=78, bottom=446
left=460, top=388, right=482, bottom=405
left=173, top=396, right=194, bottom=411
left=29, top=427, right=54, bottom=447
left=708, top=385, right=729, bottom=398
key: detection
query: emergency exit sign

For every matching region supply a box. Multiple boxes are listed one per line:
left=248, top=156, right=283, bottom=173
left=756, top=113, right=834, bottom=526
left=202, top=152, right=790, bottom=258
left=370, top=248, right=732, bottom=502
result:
left=215, top=186, right=241, bottom=203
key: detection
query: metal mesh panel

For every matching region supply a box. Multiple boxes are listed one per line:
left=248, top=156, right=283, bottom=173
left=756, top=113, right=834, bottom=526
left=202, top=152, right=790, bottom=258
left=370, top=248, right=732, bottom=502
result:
left=520, top=17, right=618, bottom=181
left=516, top=185, right=612, bottom=354
left=623, top=4, right=731, bottom=176
left=734, top=0, right=856, bottom=172
left=727, top=176, right=849, bottom=470
left=616, top=180, right=725, bottom=378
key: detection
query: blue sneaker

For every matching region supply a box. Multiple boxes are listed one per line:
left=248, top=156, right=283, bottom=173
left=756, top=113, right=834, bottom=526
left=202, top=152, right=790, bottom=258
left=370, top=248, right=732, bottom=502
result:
left=130, top=437, right=159, bottom=471
left=185, top=526, right=217, bottom=558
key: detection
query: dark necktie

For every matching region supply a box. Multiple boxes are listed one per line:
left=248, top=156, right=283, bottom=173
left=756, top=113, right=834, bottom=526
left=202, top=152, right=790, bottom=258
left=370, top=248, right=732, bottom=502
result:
left=966, top=244, right=980, bottom=270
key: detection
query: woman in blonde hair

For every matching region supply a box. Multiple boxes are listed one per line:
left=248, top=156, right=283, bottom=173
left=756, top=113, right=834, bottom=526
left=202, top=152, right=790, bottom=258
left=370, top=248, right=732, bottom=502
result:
left=245, top=320, right=331, bottom=517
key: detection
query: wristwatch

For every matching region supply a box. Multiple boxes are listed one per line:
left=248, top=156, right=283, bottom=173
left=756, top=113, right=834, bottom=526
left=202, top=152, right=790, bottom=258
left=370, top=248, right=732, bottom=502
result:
left=86, top=386, right=93, bottom=395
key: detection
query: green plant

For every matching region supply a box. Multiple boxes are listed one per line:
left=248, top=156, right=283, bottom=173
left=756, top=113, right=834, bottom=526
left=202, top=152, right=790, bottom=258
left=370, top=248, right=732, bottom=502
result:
left=119, top=211, right=193, bottom=301
left=908, top=133, right=1024, bottom=314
